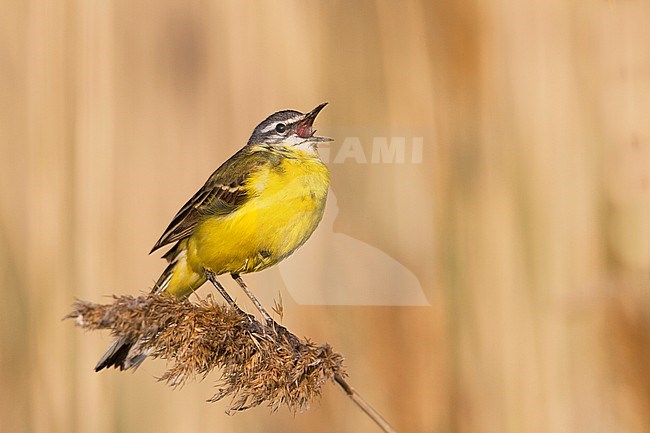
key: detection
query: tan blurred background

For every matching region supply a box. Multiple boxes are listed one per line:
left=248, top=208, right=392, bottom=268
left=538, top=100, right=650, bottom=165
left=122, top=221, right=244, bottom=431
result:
left=1, top=1, right=649, bottom=432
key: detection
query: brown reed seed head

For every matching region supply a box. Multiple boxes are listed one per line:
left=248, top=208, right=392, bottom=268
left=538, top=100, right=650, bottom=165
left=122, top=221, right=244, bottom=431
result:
left=66, top=294, right=347, bottom=413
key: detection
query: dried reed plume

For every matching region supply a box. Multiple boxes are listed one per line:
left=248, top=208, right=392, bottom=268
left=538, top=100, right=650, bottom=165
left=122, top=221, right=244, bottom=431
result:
left=67, top=294, right=343, bottom=412
left=66, top=294, right=397, bottom=432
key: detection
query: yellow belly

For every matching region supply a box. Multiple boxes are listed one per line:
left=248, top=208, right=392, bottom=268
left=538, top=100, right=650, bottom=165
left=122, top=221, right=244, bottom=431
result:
left=187, top=151, right=329, bottom=276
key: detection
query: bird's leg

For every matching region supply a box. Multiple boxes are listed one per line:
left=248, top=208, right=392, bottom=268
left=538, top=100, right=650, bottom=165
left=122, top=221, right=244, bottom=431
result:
left=231, top=275, right=298, bottom=344
left=231, top=274, right=274, bottom=324
left=204, top=269, right=238, bottom=309
left=205, top=270, right=263, bottom=331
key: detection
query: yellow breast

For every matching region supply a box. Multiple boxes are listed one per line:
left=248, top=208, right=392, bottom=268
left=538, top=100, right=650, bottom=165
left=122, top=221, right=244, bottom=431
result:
left=188, top=149, right=330, bottom=275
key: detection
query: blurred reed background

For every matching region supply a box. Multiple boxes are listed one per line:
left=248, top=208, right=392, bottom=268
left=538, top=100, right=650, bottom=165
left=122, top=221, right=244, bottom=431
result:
left=0, top=1, right=648, bottom=433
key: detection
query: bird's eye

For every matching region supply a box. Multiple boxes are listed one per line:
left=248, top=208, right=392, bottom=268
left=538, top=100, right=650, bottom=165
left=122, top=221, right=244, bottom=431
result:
left=275, top=123, right=286, bottom=133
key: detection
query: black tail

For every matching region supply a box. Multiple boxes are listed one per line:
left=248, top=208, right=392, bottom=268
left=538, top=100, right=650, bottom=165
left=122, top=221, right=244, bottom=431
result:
left=95, top=337, right=147, bottom=372
left=96, top=243, right=182, bottom=372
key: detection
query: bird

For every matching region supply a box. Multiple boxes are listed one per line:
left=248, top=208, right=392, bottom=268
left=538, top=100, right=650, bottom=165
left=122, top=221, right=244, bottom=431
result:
left=95, top=103, right=332, bottom=371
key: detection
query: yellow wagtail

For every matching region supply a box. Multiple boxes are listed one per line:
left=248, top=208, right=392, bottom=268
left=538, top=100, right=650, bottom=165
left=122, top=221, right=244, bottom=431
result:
left=96, top=103, right=331, bottom=371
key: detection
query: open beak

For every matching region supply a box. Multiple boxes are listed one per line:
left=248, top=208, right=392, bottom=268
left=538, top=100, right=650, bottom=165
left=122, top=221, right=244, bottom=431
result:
left=295, top=102, right=333, bottom=142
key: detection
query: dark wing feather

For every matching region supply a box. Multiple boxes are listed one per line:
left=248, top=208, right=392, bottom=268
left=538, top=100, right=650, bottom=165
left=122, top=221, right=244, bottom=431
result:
left=150, top=148, right=275, bottom=254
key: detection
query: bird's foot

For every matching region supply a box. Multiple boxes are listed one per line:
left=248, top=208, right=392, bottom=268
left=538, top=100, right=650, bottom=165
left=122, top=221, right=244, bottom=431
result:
left=268, top=319, right=300, bottom=348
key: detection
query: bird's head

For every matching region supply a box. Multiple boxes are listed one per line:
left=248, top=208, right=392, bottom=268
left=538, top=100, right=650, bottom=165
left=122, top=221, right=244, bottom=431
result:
left=247, top=103, right=332, bottom=152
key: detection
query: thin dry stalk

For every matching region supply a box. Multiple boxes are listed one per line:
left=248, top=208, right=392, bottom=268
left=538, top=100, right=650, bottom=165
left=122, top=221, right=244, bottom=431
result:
left=335, top=374, right=398, bottom=433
